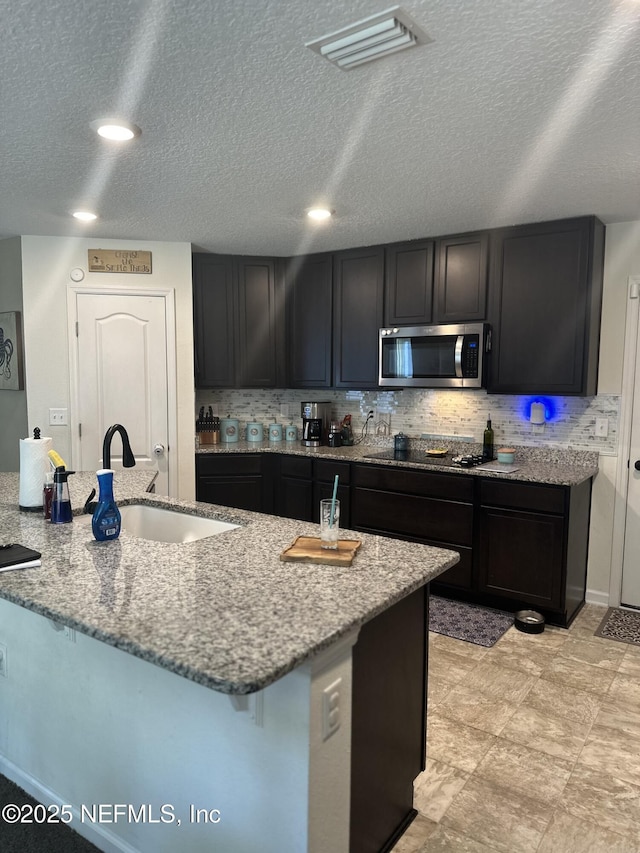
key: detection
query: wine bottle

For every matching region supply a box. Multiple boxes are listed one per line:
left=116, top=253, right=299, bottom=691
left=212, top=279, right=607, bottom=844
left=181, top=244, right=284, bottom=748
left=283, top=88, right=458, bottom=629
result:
left=483, top=417, right=494, bottom=461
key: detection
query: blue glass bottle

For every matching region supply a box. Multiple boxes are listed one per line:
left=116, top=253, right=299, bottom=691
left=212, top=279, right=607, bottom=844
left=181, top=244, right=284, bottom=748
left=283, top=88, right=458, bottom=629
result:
left=92, top=469, right=121, bottom=541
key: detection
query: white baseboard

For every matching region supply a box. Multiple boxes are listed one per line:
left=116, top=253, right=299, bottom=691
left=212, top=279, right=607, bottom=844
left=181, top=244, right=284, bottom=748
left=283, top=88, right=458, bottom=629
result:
left=585, top=588, right=610, bottom=608
left=0, top=754, right=137, bottom=853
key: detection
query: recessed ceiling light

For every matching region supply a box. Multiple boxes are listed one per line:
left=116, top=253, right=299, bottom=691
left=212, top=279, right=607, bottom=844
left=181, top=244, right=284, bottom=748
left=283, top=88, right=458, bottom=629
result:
left=72, top=210, right=98, bottom=222
left=307, top=208, right=333, bottom=221
left=90, top=118, right=141, bottom=141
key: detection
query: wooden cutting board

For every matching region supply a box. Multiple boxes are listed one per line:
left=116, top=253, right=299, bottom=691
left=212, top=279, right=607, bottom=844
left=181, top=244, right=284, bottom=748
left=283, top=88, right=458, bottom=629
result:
left=280, top=536, right=362, bottom=566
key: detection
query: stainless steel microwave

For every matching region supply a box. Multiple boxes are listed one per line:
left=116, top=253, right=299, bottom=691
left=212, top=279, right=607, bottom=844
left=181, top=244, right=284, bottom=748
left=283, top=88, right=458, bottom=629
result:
left=379, top=323, right=490, bottom=388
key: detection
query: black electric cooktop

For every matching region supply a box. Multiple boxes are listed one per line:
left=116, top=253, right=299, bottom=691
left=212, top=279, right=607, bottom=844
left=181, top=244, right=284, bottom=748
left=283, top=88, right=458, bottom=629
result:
left=363, top=450, right=487, bottom=468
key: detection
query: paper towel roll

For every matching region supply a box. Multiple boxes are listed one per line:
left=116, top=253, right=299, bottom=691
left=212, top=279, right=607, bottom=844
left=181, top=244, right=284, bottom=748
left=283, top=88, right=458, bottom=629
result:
left=19, top=435, right=53, bottom=510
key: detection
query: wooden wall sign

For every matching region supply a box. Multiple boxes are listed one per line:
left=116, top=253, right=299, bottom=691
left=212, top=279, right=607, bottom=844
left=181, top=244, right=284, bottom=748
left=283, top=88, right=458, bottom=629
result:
left=88, top=249, right=152, bottom=274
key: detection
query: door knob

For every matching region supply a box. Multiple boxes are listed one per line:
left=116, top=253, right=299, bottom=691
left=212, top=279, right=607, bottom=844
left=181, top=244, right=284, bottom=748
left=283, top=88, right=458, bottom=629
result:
left=635, top=460, right=640, bottom=471
left=153, top=443, right=165, bottom=457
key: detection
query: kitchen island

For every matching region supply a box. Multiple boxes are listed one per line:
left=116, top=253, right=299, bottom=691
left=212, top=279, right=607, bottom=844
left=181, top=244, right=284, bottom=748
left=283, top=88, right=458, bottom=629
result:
left=0, top=472, right=458, bottom=853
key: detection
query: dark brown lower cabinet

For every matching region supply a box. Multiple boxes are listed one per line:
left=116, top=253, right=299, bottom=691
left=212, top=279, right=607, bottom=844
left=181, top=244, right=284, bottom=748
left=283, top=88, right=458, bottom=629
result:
left=350, top=464, right=474, bottom=593
left=276, top=455, right=314, bottom=521
left=477, top=478, right=592, bottom=626
left=195, top=453, right=270, bottom=513
left=274, top=455, right=352, bottom=526
left=350, top=585, right=428, bottom=853
left=196, top=453, right=593, bottom=627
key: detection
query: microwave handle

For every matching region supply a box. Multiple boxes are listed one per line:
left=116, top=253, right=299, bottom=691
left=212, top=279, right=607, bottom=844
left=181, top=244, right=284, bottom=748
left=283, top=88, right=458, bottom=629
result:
left=454, top=335, right=464, bottom=378
left=485, top=328, right=492, bottom=352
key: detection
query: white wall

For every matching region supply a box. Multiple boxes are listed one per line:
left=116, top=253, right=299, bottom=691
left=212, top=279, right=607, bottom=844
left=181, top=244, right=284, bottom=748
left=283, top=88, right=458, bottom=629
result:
left=587, top=221, right=640, bottom=604
left=0, top=598, right=354, bottom=853
left=19, top=236, right=195, bottom=500
left=0, top=237, right=28, bottom=471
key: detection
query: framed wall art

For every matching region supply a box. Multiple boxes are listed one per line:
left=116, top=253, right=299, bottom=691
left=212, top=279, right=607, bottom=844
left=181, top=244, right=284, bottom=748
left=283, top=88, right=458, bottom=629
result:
left=0, top=311, right=25, bottom=391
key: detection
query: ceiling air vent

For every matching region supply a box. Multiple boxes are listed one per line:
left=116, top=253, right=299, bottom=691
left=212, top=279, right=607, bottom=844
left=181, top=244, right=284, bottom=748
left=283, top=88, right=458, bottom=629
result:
left=306, top=5, right=432, bottom=71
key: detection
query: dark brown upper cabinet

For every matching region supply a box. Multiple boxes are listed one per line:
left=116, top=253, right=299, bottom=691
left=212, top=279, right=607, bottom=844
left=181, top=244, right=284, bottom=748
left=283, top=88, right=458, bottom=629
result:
left=488, top=216, right=605, bottom=395
left=434, top=232, right=489, bottom=323
left=192, top=253, right=235, bottom=387
left=235, top=256, right=282, bottom=387
left=193, top=253, right=284, bottom=388
left=285, top=253, right=333, bottom=388
left=384, top=240, right=434, bottom=326
left=333, top=246, right=384, bottom=389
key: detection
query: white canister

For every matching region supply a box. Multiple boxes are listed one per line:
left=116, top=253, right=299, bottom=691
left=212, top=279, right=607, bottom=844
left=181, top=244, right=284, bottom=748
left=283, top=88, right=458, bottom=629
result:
left=269, top=423, right=283, bottom=442
left=246, top=422, right=264, bottom=442
left=220, top=418, right=239, bottom=443
left=285, top=424, right=298, bottom=441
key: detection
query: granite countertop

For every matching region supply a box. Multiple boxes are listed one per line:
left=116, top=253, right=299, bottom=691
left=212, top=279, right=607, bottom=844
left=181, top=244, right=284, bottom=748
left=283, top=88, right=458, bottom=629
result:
left=196, top=440, right=600, bottom=487
left=0, top=472, right=458, bottom=695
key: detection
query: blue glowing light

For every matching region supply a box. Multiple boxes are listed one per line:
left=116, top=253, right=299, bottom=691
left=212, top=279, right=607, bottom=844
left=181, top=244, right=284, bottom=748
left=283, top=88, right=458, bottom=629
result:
left=521, top=396, right=558, bottom=423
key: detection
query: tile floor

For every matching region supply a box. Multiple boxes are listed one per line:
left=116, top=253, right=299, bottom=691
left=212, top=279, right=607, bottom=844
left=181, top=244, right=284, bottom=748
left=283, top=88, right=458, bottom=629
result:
left=392, top=604, right=640, bottom=853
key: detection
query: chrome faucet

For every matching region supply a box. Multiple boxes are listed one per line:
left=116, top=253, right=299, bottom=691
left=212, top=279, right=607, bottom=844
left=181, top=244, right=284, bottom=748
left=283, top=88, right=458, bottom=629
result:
left=102, top=424, right=136, bottom=469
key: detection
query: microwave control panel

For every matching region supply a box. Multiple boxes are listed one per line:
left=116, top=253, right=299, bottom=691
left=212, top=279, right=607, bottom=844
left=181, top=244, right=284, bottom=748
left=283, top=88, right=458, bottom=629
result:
left=462, top=336, right=480, bottom=377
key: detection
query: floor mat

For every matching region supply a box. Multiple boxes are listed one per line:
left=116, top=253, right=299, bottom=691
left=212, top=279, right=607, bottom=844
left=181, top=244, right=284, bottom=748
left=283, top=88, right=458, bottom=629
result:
left=594, top=607, right=640, bottom=647
left=429, top=595, right=514, bottom=647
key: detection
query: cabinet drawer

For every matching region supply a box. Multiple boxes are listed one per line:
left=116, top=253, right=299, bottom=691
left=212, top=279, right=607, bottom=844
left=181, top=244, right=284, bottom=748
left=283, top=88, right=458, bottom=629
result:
left=354, top=464, right=473, bottom=502
left=314, top=459, right=351, bottom=484
left=352, top=488, right=473, bottom=547
left=279, top=455, right=313, bottom=479
left=480, top=480, right=565, bottom=514
left=196, top=454, right=262, bottom=477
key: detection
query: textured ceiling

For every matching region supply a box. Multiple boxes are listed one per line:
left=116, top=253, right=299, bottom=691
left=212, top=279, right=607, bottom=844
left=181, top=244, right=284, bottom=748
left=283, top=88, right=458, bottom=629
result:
left=1, top=0, right=639, bottom=256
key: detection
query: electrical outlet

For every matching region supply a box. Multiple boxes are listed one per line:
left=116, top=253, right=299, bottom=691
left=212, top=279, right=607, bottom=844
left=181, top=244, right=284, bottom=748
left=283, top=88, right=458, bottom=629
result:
left=0, top=642, right=7, bottom=677
left=49, top=408, right=68, bottom=426
left=595, top=417, right=609, bottom=438
left=280, top=403, right=289, bottom=419
left=322, top=677, right=342, bottom=740
left=62, top=626, right=76, bottom=642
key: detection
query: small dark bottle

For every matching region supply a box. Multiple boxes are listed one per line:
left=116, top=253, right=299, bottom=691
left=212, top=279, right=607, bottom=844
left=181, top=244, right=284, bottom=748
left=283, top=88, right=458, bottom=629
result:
left=483, top=417, right=494, bottom=461
left=43, top=472, right=54, bottom=520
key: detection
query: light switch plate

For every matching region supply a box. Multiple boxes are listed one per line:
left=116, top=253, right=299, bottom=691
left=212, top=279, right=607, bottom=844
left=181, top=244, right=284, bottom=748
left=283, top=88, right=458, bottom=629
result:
left=49, top=408, right=68, bottom=426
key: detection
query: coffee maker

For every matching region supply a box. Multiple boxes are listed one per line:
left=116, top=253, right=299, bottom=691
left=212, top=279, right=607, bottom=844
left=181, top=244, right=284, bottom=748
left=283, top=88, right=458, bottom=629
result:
left=301, top=402, right=332, bottom=446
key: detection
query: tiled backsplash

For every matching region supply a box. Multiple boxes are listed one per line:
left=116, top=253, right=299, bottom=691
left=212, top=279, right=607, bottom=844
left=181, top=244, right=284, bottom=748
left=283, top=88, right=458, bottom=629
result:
left=195, top=389, right=620, bottom=455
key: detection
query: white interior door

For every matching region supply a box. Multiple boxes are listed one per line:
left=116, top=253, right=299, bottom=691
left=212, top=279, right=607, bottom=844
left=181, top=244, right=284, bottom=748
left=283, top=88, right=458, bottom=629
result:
left=73, top=291, right=170, bottom=495
left=622, top=291, right=640, bottom=608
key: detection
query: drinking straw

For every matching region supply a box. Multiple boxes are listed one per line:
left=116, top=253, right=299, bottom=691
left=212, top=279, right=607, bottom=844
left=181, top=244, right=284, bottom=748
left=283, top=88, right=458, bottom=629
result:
left=329, top=474, right=339, bottom=528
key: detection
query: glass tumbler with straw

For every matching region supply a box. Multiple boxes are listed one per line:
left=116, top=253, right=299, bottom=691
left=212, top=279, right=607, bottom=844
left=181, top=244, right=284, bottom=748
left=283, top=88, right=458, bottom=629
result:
left=320, top=475, right=340, bottom=549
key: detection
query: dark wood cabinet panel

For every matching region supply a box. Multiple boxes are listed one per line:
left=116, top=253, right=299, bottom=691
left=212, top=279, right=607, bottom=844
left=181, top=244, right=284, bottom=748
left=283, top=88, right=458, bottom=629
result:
left=286, top=254, right=333, bottom=388
left=478, top=477, right=592, bottom=624
left=353, top=464, right=472, bottom=503
left=488, top=216, right=605, bottom=395
left=195, top=454, right=266, bottom=513
left=478, top=505, right=564, bottom=608
left=193, top=254, right=283, bottom=388
left=275, top=455, right=314, bottom=521
left=351, top=585, right=427, bottom=853
left=384, top=240, right=434, bottom=326
left=352, top=487, right=473, bottom=547
left=333, top=247, right=384, bottom=389
left=434, top=232, right=489, bottom=323
left=192, top=253, right=235, bottom=387
left=428, top=546, right=473, bottom=590
left=235, top=257, right=280, bottom=387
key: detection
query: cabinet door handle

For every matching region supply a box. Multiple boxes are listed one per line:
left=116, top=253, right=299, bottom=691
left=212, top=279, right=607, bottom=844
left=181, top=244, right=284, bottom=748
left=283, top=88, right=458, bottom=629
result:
left=635, top=460, right=640, bottom=471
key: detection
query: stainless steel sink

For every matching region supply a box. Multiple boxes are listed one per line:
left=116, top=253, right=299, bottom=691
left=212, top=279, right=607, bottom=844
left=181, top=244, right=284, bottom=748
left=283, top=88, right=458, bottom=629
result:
left=78, top=503, right=239, bottom=544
